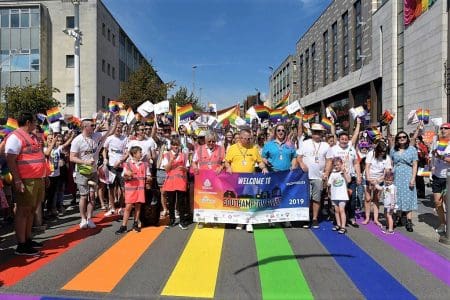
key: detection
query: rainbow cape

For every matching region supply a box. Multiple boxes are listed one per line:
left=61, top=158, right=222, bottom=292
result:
left=275, top=90, right=290, bottom=109
left=176, top=104, right=195, bottom=121
left=108, top=100, right=124, bottom=113
left=321, top=117, right=333, bottom=131
left=47, top=107, right=63, bottom=123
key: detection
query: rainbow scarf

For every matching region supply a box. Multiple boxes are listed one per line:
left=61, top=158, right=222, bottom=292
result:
left=275, top=91, right=290, bottom=109
left=47, top=107, right=62, bottom=123
left=177, top=104, right=195, bottom=121
left=436, top=140, right=448, bottom=152
left=108, top=100, right=123, bottom=113
left=302, top=113, right=315, bottom=123
left=321, top=117, right=333, bottom=131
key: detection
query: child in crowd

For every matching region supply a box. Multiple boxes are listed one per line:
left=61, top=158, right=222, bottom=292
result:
left=328, top=157, right=352, bottom=234
left=381, top=171, right=397, bottom=234
left=115, top=146, right=151, bottom=234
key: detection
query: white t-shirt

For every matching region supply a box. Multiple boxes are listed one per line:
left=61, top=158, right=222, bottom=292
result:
left=47, top=146, right=63, bottom=177
left=382, top=184, right=397, bottom=209
left=70, top=132, right=103, bottom=172
left=297, top=139, right=330, bottom=180
left=328, top=171, right=349, bottom=200
left=127, top=138, right=157, bottom=162
left=365, top=150, right=392, bottom=179
left=5, top=134, right=23, bottom=155
left=432, top=142, right=450, bottom=178
left=326, top=144, right=358, bottom=177
left=104, top=134, right=128, bottom=167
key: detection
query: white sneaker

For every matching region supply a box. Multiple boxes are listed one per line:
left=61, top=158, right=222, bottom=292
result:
left=236, top=224, right=243, bottom=230
left=246, top=224, right=253, bottom=233
left=104, top=210, right=115, bottom=217
left=79, top=219, right=88, bottom=229
left=118, top=208, right=124, bottom=216
left=87, top=218, right=96, bottom=229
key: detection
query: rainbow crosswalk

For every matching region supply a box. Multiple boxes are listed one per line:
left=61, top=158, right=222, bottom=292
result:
left=0, top=215, right=449, bottom=299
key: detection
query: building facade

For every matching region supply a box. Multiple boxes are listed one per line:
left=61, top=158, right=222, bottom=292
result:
left=0, top=0, right=162, bottom=119
left=271, top=0, right=447, bottom=132
left=268, top=54, right=298, bottom=108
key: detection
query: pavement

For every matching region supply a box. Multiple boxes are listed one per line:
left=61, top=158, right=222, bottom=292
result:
left=0, top=188, right=449, bottom=300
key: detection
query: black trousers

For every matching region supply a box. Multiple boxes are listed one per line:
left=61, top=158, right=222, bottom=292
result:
left=166, top=191, right=189, bottom=225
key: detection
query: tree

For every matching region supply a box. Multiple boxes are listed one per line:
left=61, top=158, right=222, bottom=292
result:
left=1, top=81, right=60, bottom=118
left=119, top=61, right=173, bottom=110
left=168, top=86, right=204, bottom=113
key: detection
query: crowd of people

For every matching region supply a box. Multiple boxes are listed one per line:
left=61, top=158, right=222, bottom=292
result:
left=0, top=110, right=448, bottom=256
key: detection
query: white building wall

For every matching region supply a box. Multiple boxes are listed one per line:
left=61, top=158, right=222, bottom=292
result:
left=403, top=0, right=448, bottom=131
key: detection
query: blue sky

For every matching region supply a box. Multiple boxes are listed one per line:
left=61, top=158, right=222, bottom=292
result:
left=103, top=0, right=332, bottom=110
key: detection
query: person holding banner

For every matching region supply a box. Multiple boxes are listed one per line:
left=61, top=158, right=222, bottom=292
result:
left=297, top=123, right=330, bottom=229
left=262, top=124, right=297, bottom=227
left=224, top=128, right=269, bottom=232
left=192, top=131, right=225, bottom=228
left=161, top=137, right=190, bottom=230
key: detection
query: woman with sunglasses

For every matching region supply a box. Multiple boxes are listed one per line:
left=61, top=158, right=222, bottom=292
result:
left=389, top=131, right=418, bottom=232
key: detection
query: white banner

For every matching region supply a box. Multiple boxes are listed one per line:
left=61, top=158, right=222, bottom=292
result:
left=154, top=100, right=170, bottom=114
left=286, top=100, right=301, bottom=114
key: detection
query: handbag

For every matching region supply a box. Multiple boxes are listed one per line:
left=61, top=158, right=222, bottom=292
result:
left=78, top=164, right=93, bottom=176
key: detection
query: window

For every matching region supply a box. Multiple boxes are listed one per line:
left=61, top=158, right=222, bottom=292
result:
left=66, top=16, right=74, bottom=29
left=332, top=22, right=338, bottom=81
left=112, top=34, right=115, bottom=46
left=102, top=59, right=105, bottom=72
left=112, top=67, right=115, bottom=79
left=354, top=0, right=362, bottom=70
left=107, top=28, right=110, bottom=41
left=342, top=11, right=349, bottom=76
left=102, top=96, right=106, bottom=107
left=66, top=55, right=74, bottom=68
left=323, top=30, right=329, bottom=85
left=102, top=23, right=105, bottom=36
left=299, top=55, right=303, bottom=97
left=30, top=10, right=39, bottom=27
left=30, top=49, right=39, bottom=71
left=311, top=43, right=316, bottom=91
left=66, top=93, right=74, bottom=106
left=107, top=63, right=110, bottom=76
left=20, top=10, right=29, bottom=27
left=305, top=49, right=309, bottom=95
left=11, top=10, right=19, bottom=27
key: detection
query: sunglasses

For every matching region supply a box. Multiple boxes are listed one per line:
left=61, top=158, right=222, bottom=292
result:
left=137, top=128, right=145, bottom=131
left=277, top=129, right=285, bottom=132
left=440, top=127, right=450, bottom=130
left=397, top=135, right=407, bottom=139
left=145, top=127, right=151, bottom=130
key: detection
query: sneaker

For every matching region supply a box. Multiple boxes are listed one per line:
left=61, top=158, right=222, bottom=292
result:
left=118, top=208, right=124, bottom=216
left=27, top=239, right=43, bottom=249
left=282, top=221, right=292, bottom=228
left=79, top=219, right=88, bottom=229
left=246, top=224, right=253, bottom=233
left=15, top=244, right=40, bottom=256
left=179, top=223, right=188, bottom=230
left=268, top=222, right=276, bottom=228
left=197, top=223, right=204, bottom=229
left=436, top=224, right=446, bottom=234
left=87, top=219, right=96, bottom=229
left=166, top=219, right=176, bottom=229
left=57, top=207, right=66, bottom=216
left=236, top=224, right=243, bottom=230
left=302, top=222, right=310, bottom=229
left=382, top=229, right=395, bottom=235
left=104, top=210, right=115, bottom=217
left=312, top=220, right=320, bottom=229
left=115, top=225, right=127, bottom=235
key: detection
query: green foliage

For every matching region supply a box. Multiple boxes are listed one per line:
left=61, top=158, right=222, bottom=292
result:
left=119, top=61, right=173, bottom=110
left=168, top=86, right=204, bottom=112
left=1, top=81, right=60, bottom=118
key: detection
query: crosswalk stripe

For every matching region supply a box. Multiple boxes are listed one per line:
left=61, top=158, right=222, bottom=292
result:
left=62, top=226, right=164, bottom=292
left=161, top=226, right=225, bottom=298
left=254, top=227, right=313, bottom=300
left=360, top=221, right=450, bottom=286
left=313, top=222, right=416, bottom=299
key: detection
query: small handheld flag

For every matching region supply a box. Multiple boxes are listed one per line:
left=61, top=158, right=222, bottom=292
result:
left=321, top=117, right=333, bottom=131
left=436, top=140, right=448, bottom=152
left=108, top=100, right=124, bottom=113
left=380, top=110, right=394, bottom=125
left=47, top=107, right=63, bottom=123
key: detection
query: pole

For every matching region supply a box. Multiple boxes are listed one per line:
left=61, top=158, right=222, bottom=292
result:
left=73, top=1, right=81, bottom=118
left=192, top=65, right=197, bottom=96
left=438, top=168, right=450, bottom=244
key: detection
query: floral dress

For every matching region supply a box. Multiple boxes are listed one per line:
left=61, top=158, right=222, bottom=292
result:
left=390, top=146, right=418, bottom=211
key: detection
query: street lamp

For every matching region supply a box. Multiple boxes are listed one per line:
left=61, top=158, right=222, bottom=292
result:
left=192, top=65, right=197, bottom=96
left=62, top=0, right=87, bottom=118
left=255, top=88, right=261, bottom=105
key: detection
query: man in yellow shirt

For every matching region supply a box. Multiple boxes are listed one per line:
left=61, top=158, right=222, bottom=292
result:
left=224, top=128, right=268, bottom=232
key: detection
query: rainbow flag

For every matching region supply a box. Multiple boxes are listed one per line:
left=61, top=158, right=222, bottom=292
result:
left=423, top=109, right=430, bottom=124
left=218, top=106, right=240, bottom=126
left=436, top=140, right=448, bottom=152
left=254, top=105, right=270, bottom=120
left=176, top=104, right=195, bottom=121
left=2, top=118, right=18, bottom=136
left=119, top=109, right=128, bottom=123
left=108, top=100, right=123, bottom=113
left=47, top=107, right=62, bottom=123
left=366, top=127, right=382, bottom=141
left=326, top=106, right=337, bottom=122
left=275, top=91, right=290, bottom=109
left=302, top=113, right=316, bottom=123
left=293, top=112, right=303, bottom=123
left=380, top=110, right=394, bottom=125
left=42, top=124, right=50, bottom=139
left=321, top=117, right=333, bottom=131
left=270, top=108, right=285, bottom=122
left=67, top=115, right=81, bottom=130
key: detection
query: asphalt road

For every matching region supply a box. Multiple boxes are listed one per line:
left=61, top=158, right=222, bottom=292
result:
left=0, top=190, right=449, bottom=300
